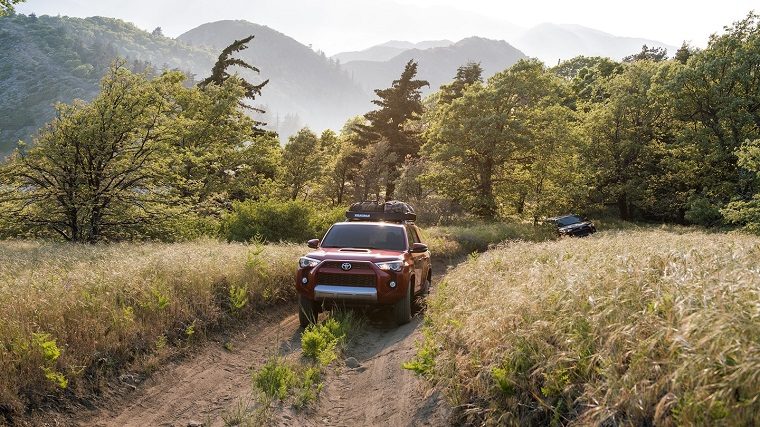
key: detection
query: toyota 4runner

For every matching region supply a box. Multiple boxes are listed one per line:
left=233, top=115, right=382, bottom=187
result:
left=295, top=201, right=431, bottom=327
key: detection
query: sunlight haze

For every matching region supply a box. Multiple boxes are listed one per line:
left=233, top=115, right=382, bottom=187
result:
left=16, top=0, right=758, bottom=54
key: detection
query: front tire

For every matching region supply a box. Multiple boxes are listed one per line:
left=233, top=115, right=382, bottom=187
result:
left=394, top=279, right=413, bottom=325
left=298, top=294, right=317, bottom=328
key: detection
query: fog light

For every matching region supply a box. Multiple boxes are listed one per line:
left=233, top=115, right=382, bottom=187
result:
left=301, top=277, right=308, bottom=285
left=389, top=281, right=397, bottom=288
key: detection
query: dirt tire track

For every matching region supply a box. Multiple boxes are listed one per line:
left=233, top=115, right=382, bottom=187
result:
left=78, top=304, right=301, bottom=427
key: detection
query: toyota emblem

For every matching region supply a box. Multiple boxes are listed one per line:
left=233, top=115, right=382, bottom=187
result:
left=341, top=262, right=353, bottom=271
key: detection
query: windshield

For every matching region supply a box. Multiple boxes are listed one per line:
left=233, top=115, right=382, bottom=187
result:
left=321, top=224, right=407, bottom=251
left=557, top=215, right=583, bottom=226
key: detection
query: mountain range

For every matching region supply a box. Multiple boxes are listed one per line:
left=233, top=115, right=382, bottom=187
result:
left=0, top=14, right=675, bottom=156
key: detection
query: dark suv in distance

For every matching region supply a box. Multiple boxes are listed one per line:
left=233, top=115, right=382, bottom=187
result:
left=547, top=214, right=597, bottom=237
left=295, top=202, right=431, bottom=327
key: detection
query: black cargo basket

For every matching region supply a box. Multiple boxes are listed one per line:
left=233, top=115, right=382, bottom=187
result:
left=346, top=201, right=416, bottom=222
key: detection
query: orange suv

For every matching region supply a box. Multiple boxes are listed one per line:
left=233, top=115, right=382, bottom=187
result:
left=295, top=202, right=431, bottom=327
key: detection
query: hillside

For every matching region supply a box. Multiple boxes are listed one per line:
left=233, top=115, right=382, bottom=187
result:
left=343, top=37, right=527, bottom=94
left=0, top=16, right=370, bottom=156
left=515, top=23, right=677, bottom=64
left=178, top=20, right=369, bottom=136
left=0, top=14, right=215, bottom=156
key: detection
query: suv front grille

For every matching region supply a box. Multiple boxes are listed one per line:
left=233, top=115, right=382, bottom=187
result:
left=321, top=261, right=371, bottom=270
left=316, top=273, right=376, bottom=288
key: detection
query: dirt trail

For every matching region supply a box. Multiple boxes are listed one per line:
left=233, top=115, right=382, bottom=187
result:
left=77, top=265, right=454, bottom=427
left=77, top=305, right=302, bottom=427
left=277, top=315, right=450, bottom=427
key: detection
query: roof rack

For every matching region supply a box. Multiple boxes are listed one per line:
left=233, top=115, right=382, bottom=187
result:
left=345, top=201, right=417, bottom=223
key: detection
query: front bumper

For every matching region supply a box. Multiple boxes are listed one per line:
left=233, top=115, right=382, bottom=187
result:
left=313, top=285, right=377, bottom=302
left=296, top=260, right=410, bottom=305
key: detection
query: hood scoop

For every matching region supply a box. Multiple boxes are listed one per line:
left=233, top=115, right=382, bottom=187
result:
left=338, top=248, right=371, bottom=253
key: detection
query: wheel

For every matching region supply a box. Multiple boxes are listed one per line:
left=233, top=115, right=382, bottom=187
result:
left=412, top=274, right=431, bottom=313
left=394, top=278, right=413, bottom=325
left=298, top=294, right=317, bottom=328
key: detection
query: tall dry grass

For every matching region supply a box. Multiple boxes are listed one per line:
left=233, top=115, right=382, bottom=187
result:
left=0, top=239, right=303, bottom=417
left=417, top=230, right=760, bottom=426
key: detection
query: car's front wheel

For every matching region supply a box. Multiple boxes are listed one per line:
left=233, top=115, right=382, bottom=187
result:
left=394, top=279, right=413, bottom=325
left=298, top=294, right=317, bottom=328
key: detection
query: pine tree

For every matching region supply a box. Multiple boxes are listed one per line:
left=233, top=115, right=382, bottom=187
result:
left=439, top=62, right=483, bottom=104
left=199, top=35, right=269, bottom=118
left=356, top=60, right=428, bottom=199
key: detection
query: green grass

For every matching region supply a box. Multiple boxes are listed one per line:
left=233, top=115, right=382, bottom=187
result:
left=0, top=239, right=303, bottom=417
left=301, top=310, right=362, bottom=366
left=423, top=221, right=557, bottom=260
left=412, top=229, right=760, bottom=426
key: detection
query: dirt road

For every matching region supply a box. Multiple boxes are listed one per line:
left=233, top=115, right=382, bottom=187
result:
left=77, top=269, right=452, bottom=426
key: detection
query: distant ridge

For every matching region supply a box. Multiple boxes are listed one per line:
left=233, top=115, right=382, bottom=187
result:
left=332, top=39, right=453, bottom=63
left=514, top=23, right=677, bottom=64
left=342, top=37, right=527, bottom=94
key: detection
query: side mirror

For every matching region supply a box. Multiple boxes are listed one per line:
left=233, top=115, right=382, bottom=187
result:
left=307, top=239, right=319, bottom=249
left=410, top=243, right=428, bottom=253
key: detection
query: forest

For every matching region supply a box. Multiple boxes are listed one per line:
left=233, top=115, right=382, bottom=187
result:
left=0, top=12, right=759, bottom=243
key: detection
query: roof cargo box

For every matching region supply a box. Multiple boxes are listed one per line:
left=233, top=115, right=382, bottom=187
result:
left=346, top=200, right=416, bottom=222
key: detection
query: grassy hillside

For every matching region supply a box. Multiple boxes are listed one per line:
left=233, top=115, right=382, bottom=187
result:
left=413, top=230, right=760, bottom=425
left=0, top=240, right=302, bottom=417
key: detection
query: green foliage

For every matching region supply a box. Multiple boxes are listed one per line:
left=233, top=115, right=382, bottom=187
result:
left=402, top=335, right=438, bottom=377
left=355, top=60, right=429, bottom=198
left=222, top=199, right=343, bottom=243
left=253, top=357, right=296, bottom=400
left=301, top=317, right=348, bottom=366
left=31, top=333, right=68, bottom=389
left=228, top=284, right=249, bottom=311
left=282, top=128, right=324, bottom=200
left=293, top=366, right=323, bottom=408
left=423, top=59, right=578, bottom=219
left=0, top=0, right=24, bottom=16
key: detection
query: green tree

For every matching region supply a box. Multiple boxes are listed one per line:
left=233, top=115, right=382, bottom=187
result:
left=0, top=0, right=24, bottom=16
left=668, top=12, right=760, bottom=223
left=356, top=60, right=429, bottom=199
left=722, top=139, right=760, bottom=231
left=169, top=74, right=272, bottom=212
left=423, top=60, right=570, bottom=219
left=583, top=60, right=674, bottom=220
left=623, top=44, right=669, bottom=62
left=0, top=63, right=177, bottom=242
left=439, top=62, right=483, bottom=104
left=199, top=35, right=268, bottom=116
left=282, top=128, right=322, bottom=200
left=674, top=42, right=697, bottom=64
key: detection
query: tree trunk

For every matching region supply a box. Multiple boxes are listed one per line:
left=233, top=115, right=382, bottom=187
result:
left=476, top=159, right=497, bottom=219
left=617, top=193, right=629, bottom=220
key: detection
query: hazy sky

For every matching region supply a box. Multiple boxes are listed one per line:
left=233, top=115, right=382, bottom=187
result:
left=15, top=0, right=758, bottom=54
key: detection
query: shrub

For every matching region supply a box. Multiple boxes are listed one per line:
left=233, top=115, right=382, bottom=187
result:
left=253, top=357, right=296, bottom=401
left=300, top=312, right=356, bottom=366
left=415, top=230, right=760, bottom=426
left=222, top=199, right=344, bottom=243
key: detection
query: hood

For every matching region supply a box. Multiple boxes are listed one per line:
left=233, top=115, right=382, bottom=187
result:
left=305, top=248, right=404, bottom=263
left=559, top=221, right=593, bottom=231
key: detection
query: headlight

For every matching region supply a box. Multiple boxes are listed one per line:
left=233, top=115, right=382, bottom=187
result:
left=299, top=257, right=320, bottom=269
left=375, top=260, right=403, bottom=272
